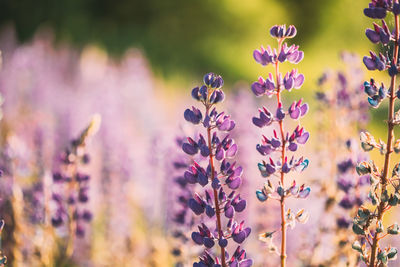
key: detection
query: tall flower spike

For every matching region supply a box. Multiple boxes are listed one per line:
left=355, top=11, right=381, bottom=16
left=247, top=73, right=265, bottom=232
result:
left=300, top=53, right=370, bottom=266
left=351, top=2, right=400, bottom=266
left=251, top=25, right=310, bottom=267
left=183, top=73, right=252, bottom=267
left=51, top=114, right=101, bottom=257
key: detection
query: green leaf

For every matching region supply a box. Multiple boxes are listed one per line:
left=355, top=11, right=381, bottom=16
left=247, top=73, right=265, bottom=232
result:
left=352, top=223, right=364, bottom=235
left=352, top=241, right=363, bottom=253
left=388, top=247, right=398, bottom=260
left=387, top=223, right=399, bottom=235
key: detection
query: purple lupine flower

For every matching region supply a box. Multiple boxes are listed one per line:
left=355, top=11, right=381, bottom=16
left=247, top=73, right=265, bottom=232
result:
left=303, top=52, right=372, bottom=266
left=183, top=73, right=252, bottom=267
left=352, top=2, right=400, bottom=266
left=251, top=25, right=310, bottom=265
left=50, top=115, right=100, bottom=255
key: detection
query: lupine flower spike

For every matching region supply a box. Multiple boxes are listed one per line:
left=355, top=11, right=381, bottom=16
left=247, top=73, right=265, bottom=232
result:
left=251, top=25, right=310, bottom=267
left=182, top=73, right=253, bottom=267
left=51, top=114, right=101, bottom=257
left=352, top=1, right=400, bottom=266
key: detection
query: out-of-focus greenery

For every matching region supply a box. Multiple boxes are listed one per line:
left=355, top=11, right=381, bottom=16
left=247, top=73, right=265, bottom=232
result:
left=0, top=0, right=371, bottom=85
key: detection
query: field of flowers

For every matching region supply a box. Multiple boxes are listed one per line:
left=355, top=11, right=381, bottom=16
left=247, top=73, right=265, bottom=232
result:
left=1, top=0, right=400, bottom=267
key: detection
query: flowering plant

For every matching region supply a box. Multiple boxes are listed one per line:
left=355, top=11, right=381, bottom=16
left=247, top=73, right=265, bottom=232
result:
left=182, top=73, right=252, bottom=267
left=251, top=25, right=310, bottom=267
left=352, top=1, right=400, bottom=266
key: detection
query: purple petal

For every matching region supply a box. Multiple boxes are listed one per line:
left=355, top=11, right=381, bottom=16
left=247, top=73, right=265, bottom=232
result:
left=233, top=231, right=246, bottom=244
left=227, top=177, right=242, bottom=190
left=276, top=107, right=285, bottom=120
left=363, top=56, right=376, bottom=71
left=188, top=199, right=204, bottom=215
left=197, top=172, right=208, bottom=186
left=226, top=144, right=238, bottom=158
left=298, top=187, right=311, bottom=198
left=184, top=171, right=197, bottom=184
left=300, top=103, right=309, bottom=116
left=244, top=227, right=251, bottom=237
left=182, top=143, right=198, bottom=155
left=215, top=146, right=224, bottom=161
left=266, top=164, right=275, bottom=174
left=253, top=50, right=264, bottom=65
left=219, top=238, right=228, bottom=248
left=278, top=49, right=286, bottom=62
left=228, top=120, right=236, bottom=131
left=374, top=7, right=387, bottom=19
left=251, top=82, right=265, bottom=96
left=297, top=132, right=310, bottom=144
left=366, top=29, right=380, bottom=43
left=284, top=77, right=294, bottom=90
left=225, top=205, right=235, bottom=218
left=270, top=138, right=281, bottom=148
left=191, top=232, right=204, bottom=245
left=233, top=166, right=243, bottom=177
left=252, top=117, right=265, bottom=128
left=203, top=237, right=215, bottom=248
left=240, top=259, right=253, bottom=267
left=289, top=107, right=300, bottom=120
left=256, top=144, right=273, bottom=155
left=294, top=74, right=304, bottom=88
left=234, top=199, right=246, bottom=212
left=288, top=142, right=298, bottom=152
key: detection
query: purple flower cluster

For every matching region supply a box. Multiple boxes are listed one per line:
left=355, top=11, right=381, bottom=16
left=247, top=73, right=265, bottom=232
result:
left=182, top=73, right=252, bottom=267
left=364, top=0, right=400, bottom=19
left=352, top=1, right=400, bottom=266
left=51, top=115, right=100, bottom=247
left=336, top=140, right=369, bottom=227
left=251, top=25, right=310, bottom=265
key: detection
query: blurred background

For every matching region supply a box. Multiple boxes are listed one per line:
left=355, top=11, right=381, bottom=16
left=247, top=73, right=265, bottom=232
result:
left=0, top=0, right=395, bottom=266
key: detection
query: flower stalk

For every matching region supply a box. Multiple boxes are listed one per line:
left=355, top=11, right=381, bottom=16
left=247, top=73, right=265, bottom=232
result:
left=182, top=73, right=252, bottom=267
left=251, top=25, right=310, bottom=267
left=352, top=1, right=400, bottom=266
